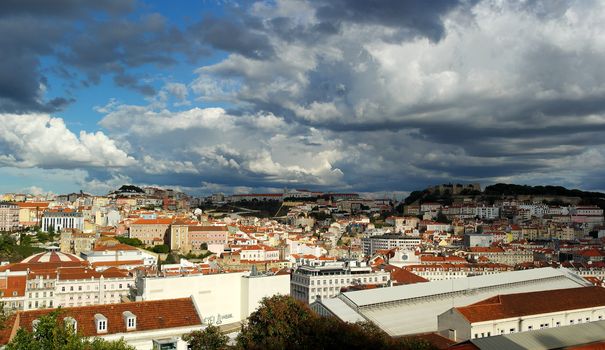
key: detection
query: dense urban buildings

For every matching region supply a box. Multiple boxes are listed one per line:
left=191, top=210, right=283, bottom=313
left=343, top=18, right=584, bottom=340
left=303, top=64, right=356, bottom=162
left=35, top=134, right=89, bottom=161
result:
left=0, top=182, right=604, bottom=348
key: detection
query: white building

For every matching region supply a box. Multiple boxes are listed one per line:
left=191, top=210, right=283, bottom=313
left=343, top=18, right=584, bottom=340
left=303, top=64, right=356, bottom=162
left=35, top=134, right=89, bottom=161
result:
left=235, top=245, right=280, bottom=261
left=438, top=286, right=605, bottom=341
left=311, top=268, right=592, bottom=336
left=135, top=271, right=290, bottom=327
left=291, top=260, right=390, bottom=304
left=80, top=243, right=157, bottom=270
left=42, top=209, right=84, bottom=232
left=474, top=206, right=500, bottom=220
left=361, top=235, right=421, bottom=256
left=0, top=251, right=135, bottom=311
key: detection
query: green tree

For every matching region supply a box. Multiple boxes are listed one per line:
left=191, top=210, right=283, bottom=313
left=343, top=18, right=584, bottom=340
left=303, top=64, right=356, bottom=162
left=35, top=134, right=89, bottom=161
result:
left=164, top=253, right=179, bottom=264
left=183, top=325, right=229, bottom=350
left=115, top=237, right=143, bottom=247
left=5, top=310, right=134, bottom=350
left=235, top=295, right=434, bottom=350
left=236, top=295, right=315, bottom=350
left=151, top=244, right=170, bottom=254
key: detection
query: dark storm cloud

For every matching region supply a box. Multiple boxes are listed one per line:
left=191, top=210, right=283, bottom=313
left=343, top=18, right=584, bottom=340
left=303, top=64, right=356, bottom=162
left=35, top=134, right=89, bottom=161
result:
left=314, top=0, right=475, bottom=41
left=0, top=3, right=206, bottom=112
left=190, top=16, right=275, bottom=59
left=0, top=0, right=135, bottom=17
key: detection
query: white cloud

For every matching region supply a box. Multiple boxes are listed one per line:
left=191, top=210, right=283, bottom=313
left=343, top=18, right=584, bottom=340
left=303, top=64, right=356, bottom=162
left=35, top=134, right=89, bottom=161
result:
left=0, top=114, right=135, bottom=168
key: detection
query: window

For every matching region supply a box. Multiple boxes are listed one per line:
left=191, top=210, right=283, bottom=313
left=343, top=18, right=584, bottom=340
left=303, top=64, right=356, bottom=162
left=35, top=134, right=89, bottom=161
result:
left=556, top=322, right=561, bottom=327
left=64, top=317, right=77, bottom=333
left=509, top=328, right=515, bottom=333
left=95, top=314, right=108, bottom=333
left=527, top=326, right=532, bottom=331
left=62, top=287, right=65, bottom=292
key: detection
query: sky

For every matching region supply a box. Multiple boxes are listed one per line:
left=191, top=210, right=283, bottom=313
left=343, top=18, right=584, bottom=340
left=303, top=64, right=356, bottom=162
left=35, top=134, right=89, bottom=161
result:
left=1, top=0, right=605, bottom=197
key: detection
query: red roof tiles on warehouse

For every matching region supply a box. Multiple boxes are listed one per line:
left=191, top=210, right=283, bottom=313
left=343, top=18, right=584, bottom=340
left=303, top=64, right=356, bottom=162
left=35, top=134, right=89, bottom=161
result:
left=456, top=287, right=605, bottom=323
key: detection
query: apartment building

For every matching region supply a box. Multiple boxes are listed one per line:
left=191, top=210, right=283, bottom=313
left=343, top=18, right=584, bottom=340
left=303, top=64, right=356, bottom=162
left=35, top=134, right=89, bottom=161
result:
left=15, top=202, right=49, bottom=227
left=0, top=251, right=134, bottom=311
left=291, top=260, right=391, bottom=304
left=361, top=234, right=421, bottom=256
left=41, top=209, right=84, bottom=232
left=128, top=218, right=172, bottom=246
left=170, top=224, right=229, bottom=253
left=467, top=247, right=533, bottom=266
left=0, top=202, right=19, bottom=231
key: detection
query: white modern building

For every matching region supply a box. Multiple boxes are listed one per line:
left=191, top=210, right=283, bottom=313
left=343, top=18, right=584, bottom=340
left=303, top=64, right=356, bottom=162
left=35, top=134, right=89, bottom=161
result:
left=361, top=234, right=421, bottom=256
left=438, top=286, right=605, bottom=341
left=42, top=209, right=84, bottom=232
left=135, top=271, right=290, bottom=327
left=311, top=267, right=592, bottom=336
left=80, top=243, right=157, bottom=270
left=291, top=260, right=390, bottom=304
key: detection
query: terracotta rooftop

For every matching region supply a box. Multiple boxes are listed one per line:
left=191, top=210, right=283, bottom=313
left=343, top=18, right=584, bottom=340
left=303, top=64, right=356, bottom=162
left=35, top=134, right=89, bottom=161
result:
left=0, top=275, right=26, bottom=298
left=383, top=264, right=429, bottom=285
left=456, top=286, right=605, bottom=323
left=130, top=218, right=173, bottom=225
left=4, top=297, right=201, bottom=342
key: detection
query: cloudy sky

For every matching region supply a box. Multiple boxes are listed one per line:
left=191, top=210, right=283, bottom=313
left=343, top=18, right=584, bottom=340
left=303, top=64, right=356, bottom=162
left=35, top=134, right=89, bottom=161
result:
left=1, top=0, right=605, bottom=196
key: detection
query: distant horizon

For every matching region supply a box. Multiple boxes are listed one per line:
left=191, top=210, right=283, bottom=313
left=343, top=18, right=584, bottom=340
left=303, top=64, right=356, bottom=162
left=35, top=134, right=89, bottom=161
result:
left=3, top=181, right=605, bottom=200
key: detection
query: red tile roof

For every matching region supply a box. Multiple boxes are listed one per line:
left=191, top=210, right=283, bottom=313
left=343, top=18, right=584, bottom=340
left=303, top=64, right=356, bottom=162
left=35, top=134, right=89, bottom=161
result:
left=56, top=267, right=129, bottom=280
left=6, top=297, right=201, bottom=341
left=130, top=218, right=173, bottom=225
left=0, top=275, right=26, bottom=298
left=383, top=264, right=428, bottom=285
left=456, top=287, right=605, bottom=323
left=15, top=202, right=50, bottom=209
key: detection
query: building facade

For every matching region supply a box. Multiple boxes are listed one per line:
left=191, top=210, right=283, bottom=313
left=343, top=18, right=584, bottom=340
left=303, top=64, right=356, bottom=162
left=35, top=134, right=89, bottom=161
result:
left=0, top=202, right=19, bottom=231
left=42, top=209, right=84, bottom=232
left=291, top=260, right=391, bottom=304
left=361, top=235, right=422, bottom=256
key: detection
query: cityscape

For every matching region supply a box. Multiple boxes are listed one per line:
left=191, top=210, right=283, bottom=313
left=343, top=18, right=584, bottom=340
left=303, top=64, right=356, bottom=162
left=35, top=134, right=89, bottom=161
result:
left=2, top=0, right=605, bottom=350
left=0, top=183, right=604, bottom=349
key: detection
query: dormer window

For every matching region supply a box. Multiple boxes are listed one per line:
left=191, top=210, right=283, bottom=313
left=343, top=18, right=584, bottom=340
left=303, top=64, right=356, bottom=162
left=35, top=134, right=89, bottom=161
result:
left=94, top=313, right=107, bottom=333
left=123, top=311, right=136, bottom=330
left=64, top=317, right=77, bottom=333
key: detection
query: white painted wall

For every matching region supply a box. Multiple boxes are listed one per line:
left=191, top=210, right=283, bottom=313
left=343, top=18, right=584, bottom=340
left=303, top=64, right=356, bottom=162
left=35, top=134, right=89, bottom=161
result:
left=139, top=272, right=290, bottom=326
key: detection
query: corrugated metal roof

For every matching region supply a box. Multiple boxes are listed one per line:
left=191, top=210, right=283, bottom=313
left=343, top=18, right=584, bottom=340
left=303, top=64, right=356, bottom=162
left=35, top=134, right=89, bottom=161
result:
left=470, top=320, right=605, bottom=350
left=341, top=268, right=588, bottom=307
left=317, top=268, right=592, bottom=336
left=313, top=298, right=366, bottom=323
